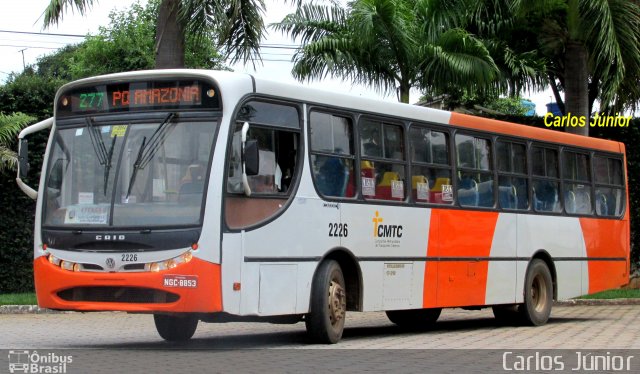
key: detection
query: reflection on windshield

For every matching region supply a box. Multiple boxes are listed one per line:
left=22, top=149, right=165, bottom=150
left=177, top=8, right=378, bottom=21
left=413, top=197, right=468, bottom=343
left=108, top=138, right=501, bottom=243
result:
left=43, top=118, right=216, bottom=228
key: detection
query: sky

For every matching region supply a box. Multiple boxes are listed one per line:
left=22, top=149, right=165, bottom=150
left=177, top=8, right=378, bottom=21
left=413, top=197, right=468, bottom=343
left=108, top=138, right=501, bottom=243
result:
left=0, top=0, right=557, bottom=115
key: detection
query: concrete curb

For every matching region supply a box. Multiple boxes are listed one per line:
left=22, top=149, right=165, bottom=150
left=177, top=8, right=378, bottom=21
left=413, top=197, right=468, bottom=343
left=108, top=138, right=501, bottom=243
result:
left=555, top=298, right=640, bottom=306
left=0, top=305, right=69, bottom=314
left=2, top=300, right=640, bottom=314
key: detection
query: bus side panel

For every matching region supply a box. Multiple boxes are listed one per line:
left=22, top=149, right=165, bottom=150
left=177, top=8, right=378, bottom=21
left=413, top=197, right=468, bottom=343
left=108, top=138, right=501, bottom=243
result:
left=340, top=204, right=430, bottom=312
left=516, top=215, right=586, bottom=301
left=484, top=213, right=518, bottom=305
left=427, top=209, right=499, bottom=308
left=237, top=197, right=339, bottom=316
left=579, top=218, right=629, bottom=294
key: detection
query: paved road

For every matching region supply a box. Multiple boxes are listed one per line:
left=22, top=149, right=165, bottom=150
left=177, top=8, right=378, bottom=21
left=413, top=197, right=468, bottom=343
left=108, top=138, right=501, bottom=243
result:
left=1, top=305, right=639, bottom=373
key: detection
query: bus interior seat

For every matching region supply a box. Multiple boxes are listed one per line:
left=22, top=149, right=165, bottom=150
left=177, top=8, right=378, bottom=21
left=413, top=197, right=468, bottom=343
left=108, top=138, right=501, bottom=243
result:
left=317, top=157, right=348, bottom=197
left=458, top=177, right=478, bottom=206
left=430, top=177, right=450, bottom=203
left=499, top=185, right=517, bottom=209
left=564, top=190, right=576, bottom=213
left=596, top=192, right=608, bottom=216
left=533, top=181, right=558, bottom=211
left=377, top=171, right=402, bottom=200
left=574, top=189, right=591, bottom=214
left=412, top=175, right=428, bottom=202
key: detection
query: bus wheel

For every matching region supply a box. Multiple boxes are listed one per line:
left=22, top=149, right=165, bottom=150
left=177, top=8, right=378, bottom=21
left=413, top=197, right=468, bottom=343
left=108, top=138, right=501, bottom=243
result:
left=520, top=259, right=553, bottom=326
left=154, top=313, right=198, bottom=341
left=386, top=308, right=441, bottom=329
left=305, top=260, right=346, bottom=344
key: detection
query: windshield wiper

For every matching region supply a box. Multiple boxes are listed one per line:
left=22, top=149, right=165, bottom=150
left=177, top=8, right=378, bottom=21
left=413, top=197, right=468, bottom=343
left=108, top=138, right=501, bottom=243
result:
left=103, top=135, right=118, bottom=195
left=126, top=113, right=176, bottom=199
left=85, top=117, right=108, bottom=165
left=86, top=117, right=119, bottom=195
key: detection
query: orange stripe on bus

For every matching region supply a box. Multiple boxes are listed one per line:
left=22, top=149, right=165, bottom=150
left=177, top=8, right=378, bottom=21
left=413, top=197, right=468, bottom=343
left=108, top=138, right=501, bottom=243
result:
left=579, top=218, right=630, bottom=293
left=424, top=209, right=499, bottom=308
left=449, top=112, right=622, bottom=153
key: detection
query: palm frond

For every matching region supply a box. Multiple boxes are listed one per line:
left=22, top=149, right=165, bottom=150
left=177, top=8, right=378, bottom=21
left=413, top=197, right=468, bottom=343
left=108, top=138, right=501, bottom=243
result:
left=419, top=28, right=499, bottom=94
left=42, top=0, right=97, bottom=28
left=0, top=113, right=34, bottom=146
left=181, top=0, right=266, bottom=65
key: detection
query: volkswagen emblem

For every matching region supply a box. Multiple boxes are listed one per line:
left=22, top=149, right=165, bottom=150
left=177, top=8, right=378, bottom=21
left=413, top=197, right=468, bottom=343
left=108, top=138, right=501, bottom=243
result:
left=105, top=258, right=116, bottom=269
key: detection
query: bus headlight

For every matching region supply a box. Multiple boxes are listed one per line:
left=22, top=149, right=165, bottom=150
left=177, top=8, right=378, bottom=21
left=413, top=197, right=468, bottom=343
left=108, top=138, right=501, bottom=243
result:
left=146, top=250, right=193, bottom=272
left=48, top=254, right=61, bottom=266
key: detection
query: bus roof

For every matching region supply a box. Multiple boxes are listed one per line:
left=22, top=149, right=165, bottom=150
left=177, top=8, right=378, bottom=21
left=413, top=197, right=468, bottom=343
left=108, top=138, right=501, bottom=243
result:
left=56, top=69, right=624, bottom=155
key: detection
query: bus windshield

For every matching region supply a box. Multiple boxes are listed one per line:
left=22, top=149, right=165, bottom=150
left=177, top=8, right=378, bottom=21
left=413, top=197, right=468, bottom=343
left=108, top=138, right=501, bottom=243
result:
left=43, top=116, right=217, bottom=228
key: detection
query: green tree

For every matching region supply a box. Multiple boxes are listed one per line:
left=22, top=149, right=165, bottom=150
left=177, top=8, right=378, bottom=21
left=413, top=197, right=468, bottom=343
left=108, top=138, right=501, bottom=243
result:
left=43, top=0, right=272, bottom=68
left=509, top=0, right=640, bottom=135
left=67, top=1, right=226, bottom=79
left=0, top=113, right=34, bottom=174
left=272, top=0, right=499, bottom=103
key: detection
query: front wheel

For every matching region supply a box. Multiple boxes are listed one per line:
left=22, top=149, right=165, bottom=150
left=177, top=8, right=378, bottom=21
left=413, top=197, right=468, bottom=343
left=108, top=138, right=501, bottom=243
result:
left=154, top=313, right=199, bottom=341
left=520, top=259, right=553, bottom=326
left=305, top=260, right=346, bottom=344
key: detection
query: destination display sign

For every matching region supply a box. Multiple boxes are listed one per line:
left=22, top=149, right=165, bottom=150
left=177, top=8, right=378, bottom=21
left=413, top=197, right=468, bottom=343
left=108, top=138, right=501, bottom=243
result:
left=57, top=79, right=220, bottom=116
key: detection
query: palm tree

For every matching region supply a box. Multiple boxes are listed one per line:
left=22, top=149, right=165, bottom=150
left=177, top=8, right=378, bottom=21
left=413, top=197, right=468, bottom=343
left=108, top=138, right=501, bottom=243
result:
left=511, top=0, right=640, bottom=135
left=272, top=0, right=499, bottom=103
left=43, top=0, right=269, bottom=68
left=0, top=113, right=35, bottom=174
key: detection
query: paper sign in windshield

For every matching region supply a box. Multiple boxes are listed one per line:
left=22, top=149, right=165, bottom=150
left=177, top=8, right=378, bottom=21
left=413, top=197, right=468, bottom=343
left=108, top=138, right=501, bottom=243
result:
left=64, top=205, right=109, bottom=224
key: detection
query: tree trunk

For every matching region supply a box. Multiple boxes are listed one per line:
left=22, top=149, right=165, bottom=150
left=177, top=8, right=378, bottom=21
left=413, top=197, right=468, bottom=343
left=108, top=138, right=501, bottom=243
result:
left=563, top=41, right=589, bottom=136
left=155, top=0, right=185, bottom=69
left=398, top=83, right=410, bottom=104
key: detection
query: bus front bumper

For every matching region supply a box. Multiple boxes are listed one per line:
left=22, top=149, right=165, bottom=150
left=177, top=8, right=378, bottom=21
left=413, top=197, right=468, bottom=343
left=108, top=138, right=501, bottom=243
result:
left=34, top=256, right=222, bottom=313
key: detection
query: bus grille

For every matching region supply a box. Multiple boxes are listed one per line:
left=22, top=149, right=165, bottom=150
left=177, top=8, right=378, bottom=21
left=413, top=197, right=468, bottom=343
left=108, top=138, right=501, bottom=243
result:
left=57, top=287, right=179, bottom=304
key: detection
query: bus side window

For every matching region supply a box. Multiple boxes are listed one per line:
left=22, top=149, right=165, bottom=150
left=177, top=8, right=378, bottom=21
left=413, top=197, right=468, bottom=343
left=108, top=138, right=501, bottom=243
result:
left=593, top=156, right=625, bottom=217
left=309, top=111, right=355, bottom=198
left=455, top=134, right=493, bottom=208
left=409, top=126, right=452, bottom=204
left=531, top=146, right=562, bottom=213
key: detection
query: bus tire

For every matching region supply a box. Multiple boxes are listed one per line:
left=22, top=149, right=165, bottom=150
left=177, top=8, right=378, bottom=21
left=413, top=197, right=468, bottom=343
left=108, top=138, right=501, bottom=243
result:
left=154, top=313, right=198, bottom=341
left=386, top=308, right=441, bottom=329
left=305, top=260, right=346, bottom=344
left=520, top=259, right=553, bottom=326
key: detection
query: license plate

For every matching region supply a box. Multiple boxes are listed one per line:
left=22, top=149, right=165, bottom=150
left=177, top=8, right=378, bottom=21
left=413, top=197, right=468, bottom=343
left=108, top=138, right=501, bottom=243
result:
left=163, top=275, right=198, bottom=288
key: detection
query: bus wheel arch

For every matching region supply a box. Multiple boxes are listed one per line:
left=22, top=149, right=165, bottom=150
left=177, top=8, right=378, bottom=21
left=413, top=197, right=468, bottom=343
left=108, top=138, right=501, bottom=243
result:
left=319, top=248, right=363, bottom=312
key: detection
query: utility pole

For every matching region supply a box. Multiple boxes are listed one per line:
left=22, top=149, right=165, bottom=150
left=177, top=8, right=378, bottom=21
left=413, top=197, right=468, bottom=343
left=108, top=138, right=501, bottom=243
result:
left=18, top=48, right=27, bottom=70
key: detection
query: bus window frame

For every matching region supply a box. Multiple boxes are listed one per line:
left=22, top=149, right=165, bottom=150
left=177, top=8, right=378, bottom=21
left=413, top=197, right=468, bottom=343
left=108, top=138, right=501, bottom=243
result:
left=222, top=95, right=305, bottom=232
left=307, top=107, right=358, bottom=200
left=561, top=147, right=594, bottom=216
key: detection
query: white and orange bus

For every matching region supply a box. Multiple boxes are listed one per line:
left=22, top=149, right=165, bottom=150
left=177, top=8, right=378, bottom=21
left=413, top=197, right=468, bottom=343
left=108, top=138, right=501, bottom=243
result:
left=17, top=70, right=629, bottom=343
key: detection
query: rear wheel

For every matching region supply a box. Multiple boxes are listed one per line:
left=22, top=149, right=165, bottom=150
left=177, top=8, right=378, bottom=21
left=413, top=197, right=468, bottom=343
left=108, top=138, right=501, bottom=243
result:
left=386, top=308, right=442, bottom=329
left=520, top=259, right=553, bottom=326
left=154, top=313, right=198, bottom=341
left=305, top=260, right=346, bottom=344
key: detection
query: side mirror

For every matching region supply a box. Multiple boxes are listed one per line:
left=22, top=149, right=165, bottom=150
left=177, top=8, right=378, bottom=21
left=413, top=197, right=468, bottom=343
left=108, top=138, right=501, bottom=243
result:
left=244, top=140, right=259, bottom=176
left=18, top=138, right=29, bottom=179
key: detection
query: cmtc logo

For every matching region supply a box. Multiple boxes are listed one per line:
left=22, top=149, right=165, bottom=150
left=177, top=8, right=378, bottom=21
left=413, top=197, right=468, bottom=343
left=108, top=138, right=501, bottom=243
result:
left=372, top=211, right=403, bottom=238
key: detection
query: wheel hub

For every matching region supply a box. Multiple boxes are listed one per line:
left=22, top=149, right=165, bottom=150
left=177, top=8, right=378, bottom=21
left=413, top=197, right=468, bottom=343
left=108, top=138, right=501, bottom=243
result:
left=328, top=280, right=346, bottom=325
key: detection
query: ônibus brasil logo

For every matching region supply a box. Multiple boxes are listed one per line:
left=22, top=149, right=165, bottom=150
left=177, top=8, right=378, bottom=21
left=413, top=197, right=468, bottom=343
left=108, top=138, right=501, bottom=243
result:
left=8, top=350, right=73, bottom=373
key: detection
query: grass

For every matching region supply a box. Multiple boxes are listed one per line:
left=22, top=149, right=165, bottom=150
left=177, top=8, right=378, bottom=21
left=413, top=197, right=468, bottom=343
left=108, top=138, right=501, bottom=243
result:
left=0, top=292, right=37, bottom=305
left=578, top=288, right=640, bottom=299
